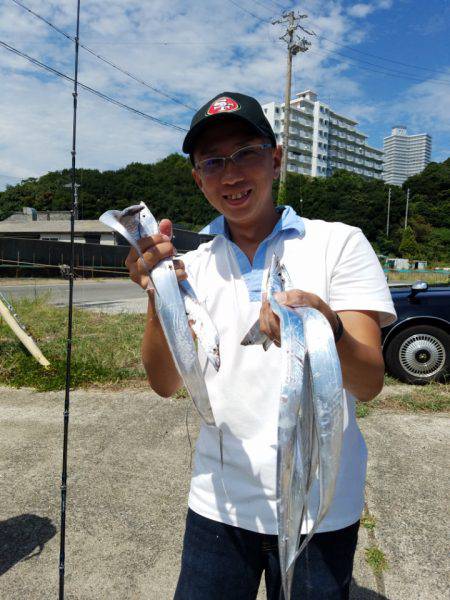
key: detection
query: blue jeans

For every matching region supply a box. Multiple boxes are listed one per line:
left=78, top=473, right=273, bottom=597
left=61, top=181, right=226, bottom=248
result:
left=174, top=509, right=359, bottom=600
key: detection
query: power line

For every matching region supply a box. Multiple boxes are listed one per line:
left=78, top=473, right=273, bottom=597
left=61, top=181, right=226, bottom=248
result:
left=248, top=0, right=276, bottom=16
left=315, top=30, right=447, bottom=77
left=229, top=0, right=272, bottom=24
left=9, top=0, right=196, bottom=111
left=306, top=46, right=450, bottom=86
left=268, top=0, right=288, bottom=10
left=311, top=42, right=450, bottom=85
left=227, top=1, right=449, bottom=84
left=0, top=40, right=188, bottom=132
left=11, top=0, right=448, bottom=91
left=12, top=0, right=443, bottom=82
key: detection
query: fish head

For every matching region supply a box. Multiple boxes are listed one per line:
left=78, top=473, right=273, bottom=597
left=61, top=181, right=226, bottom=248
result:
left=266, top=253, right=284, bottom=300
left=99, top=209, right=142, bottom=255
left=138, top=201, right=159, bottom=237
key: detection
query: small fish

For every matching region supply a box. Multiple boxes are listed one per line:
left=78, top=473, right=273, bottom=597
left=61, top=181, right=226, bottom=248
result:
left=179, top=280, right=220, bottom=371
left=240, top=261, right=293, bottom=350
left=240, top=317, right=267, bottom=347
left=100, top=204, right=220, bottom=371
left=100, top=204, right=223, bottom=460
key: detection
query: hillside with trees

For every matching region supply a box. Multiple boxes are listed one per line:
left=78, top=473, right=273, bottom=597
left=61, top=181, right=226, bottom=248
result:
left=1, top=155, right=449, bottom=263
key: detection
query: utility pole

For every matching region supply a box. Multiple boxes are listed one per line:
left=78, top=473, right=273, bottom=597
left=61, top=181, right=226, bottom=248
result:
left=404, top=187, right=410, bottom=229
left=386, top=186, right=391, bottom=237
left=273, top=10, right=313, bottom=205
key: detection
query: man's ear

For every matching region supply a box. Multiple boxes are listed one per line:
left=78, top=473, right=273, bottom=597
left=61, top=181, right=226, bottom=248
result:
left=273, top=145, right=282, bottom=180
left=192, top=167, right=203, bottom=192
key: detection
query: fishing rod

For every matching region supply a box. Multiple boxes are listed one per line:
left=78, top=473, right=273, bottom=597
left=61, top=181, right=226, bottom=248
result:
left=58, top=0, right=81, bottom=598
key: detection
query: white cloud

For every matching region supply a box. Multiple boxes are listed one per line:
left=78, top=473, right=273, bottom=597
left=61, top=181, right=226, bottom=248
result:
left=347, top=0, right=392, bottom=18
left=388, top=71, right=450, bottom=159
left=341, top=69, right=450, bottom=160
left=0, top=0, right=448, bottom=190
left=348, top=3, right=375, bottom=18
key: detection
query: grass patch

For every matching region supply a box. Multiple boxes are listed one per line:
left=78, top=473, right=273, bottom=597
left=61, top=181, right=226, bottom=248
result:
left=365, top=546, right=388, bottom=574
left=383, top=374, right=399, bottom=386
left=356, top=403, right=370, bottom=418
left=0, top=296, right=146, bottom=391
left=361, top=513, right=376, bottom=531
left=173, top=387, right=188, bottom=399
left=386, top=271, right=449, bottom=284
left=357, top=378, right=450, bottom=415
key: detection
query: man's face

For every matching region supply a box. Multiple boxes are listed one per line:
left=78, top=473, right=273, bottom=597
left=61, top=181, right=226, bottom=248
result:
left=191, top=119, right=281, bottom=228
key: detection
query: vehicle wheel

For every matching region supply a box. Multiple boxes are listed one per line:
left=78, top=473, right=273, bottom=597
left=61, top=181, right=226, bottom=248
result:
left=385, top=325, right=449, bottom=384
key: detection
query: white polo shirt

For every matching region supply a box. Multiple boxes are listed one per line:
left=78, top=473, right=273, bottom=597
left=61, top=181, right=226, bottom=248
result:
left=182, top=206, right=396, bottom=535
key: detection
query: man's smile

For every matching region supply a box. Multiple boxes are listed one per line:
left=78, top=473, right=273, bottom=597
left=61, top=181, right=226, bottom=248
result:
left=222, top=188, right=252, bottom=205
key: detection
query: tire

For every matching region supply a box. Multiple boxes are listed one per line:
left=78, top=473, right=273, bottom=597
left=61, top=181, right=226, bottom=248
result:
left=385, top=325, right=449, bottom=384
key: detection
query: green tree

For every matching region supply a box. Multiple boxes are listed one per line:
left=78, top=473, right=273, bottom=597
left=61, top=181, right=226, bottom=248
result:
left=1, top=155, right=448, bottom=265
left=399, top=226, right=420, bottom=259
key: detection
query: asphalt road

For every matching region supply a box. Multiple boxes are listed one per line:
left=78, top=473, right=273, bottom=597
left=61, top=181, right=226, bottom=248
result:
left=0, top=279, right=147, bottom=313
left=0, top=278, right=414, bottom=316
left=0, top=383, right=448, bottom=600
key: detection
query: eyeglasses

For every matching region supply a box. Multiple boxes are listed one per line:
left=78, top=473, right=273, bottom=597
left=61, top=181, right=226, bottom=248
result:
left=195, top=143, right=273, bottom=177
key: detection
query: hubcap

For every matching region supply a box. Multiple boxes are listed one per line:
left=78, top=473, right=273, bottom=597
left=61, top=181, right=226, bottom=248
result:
left=399, top=334, right=446, bottom=377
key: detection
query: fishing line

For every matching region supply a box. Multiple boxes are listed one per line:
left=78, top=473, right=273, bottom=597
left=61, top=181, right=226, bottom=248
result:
left=58, top=0, right=81, bottom=597
left=184, top=400, right=193, bottom=469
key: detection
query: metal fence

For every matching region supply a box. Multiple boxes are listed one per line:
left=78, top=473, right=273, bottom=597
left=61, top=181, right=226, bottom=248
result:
left=0, top=229, right=213, bottom=278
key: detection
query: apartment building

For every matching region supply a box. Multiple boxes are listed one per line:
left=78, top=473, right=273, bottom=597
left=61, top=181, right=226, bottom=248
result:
left=262, top=90, right=384, bottom=179
left=383, top=126, right=432, bottom=186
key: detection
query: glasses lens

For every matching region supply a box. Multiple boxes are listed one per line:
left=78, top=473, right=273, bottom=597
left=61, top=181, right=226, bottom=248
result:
left=200, top=158, right=224, bottom=176
left=233, top=145, right=267, bottom=167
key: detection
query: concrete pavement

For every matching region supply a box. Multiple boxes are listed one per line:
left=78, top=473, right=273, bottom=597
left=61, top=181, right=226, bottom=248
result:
left=0, top=385, right=448, bottom=599
left=0, top=278, right=147, bottom=313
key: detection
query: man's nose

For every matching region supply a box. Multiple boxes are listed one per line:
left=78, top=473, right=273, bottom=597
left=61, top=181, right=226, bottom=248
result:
left=220, top=157, right=244, bottom=184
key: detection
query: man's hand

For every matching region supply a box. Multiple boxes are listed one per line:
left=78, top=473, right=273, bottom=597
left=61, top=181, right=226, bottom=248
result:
left=260, top=289, right=384, bottom=401
left=260, top=290, right=339, bottom=346
left=124, top=218, right=188, bottom=291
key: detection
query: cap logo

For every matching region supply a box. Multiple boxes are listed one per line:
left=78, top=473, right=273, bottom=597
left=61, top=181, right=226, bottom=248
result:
left=206, top=96, right=240, bottom=116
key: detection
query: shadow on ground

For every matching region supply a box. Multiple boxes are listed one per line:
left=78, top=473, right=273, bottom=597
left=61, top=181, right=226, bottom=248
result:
left=351, top=579, right=390, bottom=599
left=0, top=514, right=56, bottom=576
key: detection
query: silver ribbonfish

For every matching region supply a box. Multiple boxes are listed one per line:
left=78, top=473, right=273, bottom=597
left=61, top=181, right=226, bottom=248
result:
left=252, top=255, right=344, bottom=599
left=266, top=255, right=308, bottom=600
left=99, top=203, right=220, bottom=371
left=99, top=203, right=223, bottom=458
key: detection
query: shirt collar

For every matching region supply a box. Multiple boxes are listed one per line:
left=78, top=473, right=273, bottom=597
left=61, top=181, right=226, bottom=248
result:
left=199, top=205, right=305, bottom=239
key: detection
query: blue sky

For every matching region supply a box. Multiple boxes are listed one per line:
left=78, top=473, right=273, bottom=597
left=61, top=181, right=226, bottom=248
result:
left=0, top=0, right=449, bottom=190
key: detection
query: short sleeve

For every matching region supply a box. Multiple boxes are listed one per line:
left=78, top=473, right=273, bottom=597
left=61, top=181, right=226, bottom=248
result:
left=329, top=228, right=397, bottom=328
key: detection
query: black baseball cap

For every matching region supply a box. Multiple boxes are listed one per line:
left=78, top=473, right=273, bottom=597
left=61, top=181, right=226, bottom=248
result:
left=182, top=92, right=277, bottom=161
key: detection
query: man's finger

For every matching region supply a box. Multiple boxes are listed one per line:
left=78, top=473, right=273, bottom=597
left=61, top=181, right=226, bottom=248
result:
left=125, top=234, right=172, bottom=266
left=274, top=289, right=315, bottom=308
left=143, top=241, right=174, bottom=264
left=159, top=218, right=173, bottom=239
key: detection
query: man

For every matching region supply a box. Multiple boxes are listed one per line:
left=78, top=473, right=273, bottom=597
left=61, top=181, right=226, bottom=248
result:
left=126, top=92, right=396, bottom=599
